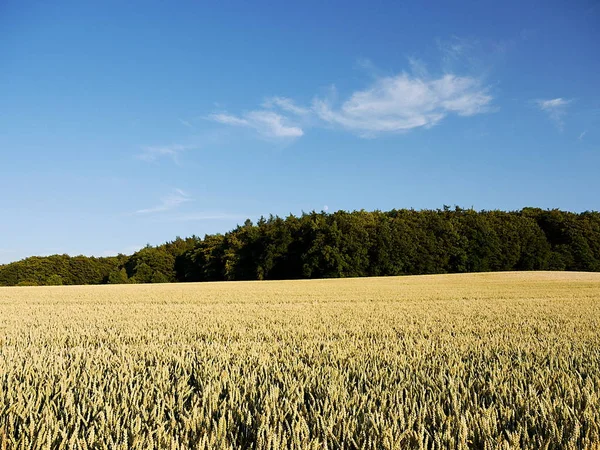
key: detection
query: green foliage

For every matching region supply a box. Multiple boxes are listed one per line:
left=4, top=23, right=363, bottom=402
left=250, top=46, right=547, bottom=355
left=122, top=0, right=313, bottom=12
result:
left=0, top=208, right=598, bottom=286
left=0, top=254, right=121, bottom=286
left=179, top=208, right=599, bottom=282
left=107, top=268, right=129, bottom=284
left=44, top=274, right=63, bottom=286
left=126, top=246, right=176, bottom=283
left=129, top=263, right=154, bottom=284
left=151, top=271, right=169, bottom=283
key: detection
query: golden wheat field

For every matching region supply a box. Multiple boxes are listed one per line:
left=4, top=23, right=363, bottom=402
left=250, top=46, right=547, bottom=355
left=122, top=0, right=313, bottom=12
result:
left=1, top=272, right=599, bottom=450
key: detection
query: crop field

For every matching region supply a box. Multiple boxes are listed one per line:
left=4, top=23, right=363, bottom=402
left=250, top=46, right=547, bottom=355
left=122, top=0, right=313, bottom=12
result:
left=1, top=272, right=599, bottom=449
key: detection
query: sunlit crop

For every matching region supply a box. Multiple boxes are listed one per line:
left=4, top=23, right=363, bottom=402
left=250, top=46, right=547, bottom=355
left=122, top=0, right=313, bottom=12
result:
left=1, top=272, right=599, bottom=449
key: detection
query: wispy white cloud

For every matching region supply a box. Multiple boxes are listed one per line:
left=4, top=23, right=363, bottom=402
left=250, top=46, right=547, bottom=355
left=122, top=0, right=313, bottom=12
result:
left=437, top=34, right=521, bottom=77
left=536, top=98, right=572, bottom=130
left=209, top=113, right=249, bottom=127
left=578, top=130, right=587, bottom=141
left=208, top=110, right=303, bottom=138
left=179, top=118, right=194, bottom=129
left=537, top=98, right=571, bottom=109
left=354, top=58, right=385, bottom=78
left=263, top=97, right=310, bottom=116
left=438, top=36, right=471, bottom=59
left=407, top=57, right=429, bottom=79
left=137, top=144, right=197, bottom=164
left=313, top=73, right=492, bottom=136
left=437, top=36, right=479, bottom=73
left=208, top=57, right=493, bottom=140
left=135, top=189, right=193, bottom=214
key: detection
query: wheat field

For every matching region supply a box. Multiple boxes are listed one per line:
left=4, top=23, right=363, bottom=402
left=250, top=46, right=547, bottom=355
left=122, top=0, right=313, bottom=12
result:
left=0, top=272, right=599, bottom=449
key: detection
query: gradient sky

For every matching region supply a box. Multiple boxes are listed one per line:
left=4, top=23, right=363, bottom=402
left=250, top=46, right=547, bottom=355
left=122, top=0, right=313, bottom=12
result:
left=1, top=0, right=599, bottom=264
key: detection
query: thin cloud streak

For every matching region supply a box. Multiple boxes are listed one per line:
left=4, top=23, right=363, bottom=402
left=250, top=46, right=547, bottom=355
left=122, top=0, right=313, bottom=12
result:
left=137, top=144, right=198, bottom=164
left=263, top=97, right=310, bottom=115
left=179, top=119, right=194, bottom=129
left=536, top=98, right=572, bottom=131
left=437, top=36, right=479, bottom=73
left=135, top=189, right=193, bottom=214
left=208, top=111, right=304, bottom=138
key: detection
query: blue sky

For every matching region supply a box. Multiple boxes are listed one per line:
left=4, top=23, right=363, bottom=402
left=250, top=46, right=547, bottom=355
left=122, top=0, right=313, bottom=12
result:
left=1, top=0, right=599, bottom=263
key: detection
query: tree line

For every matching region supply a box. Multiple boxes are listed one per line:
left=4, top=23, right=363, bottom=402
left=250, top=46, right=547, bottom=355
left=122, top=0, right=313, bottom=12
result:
left=1, top=207, right=598, bottom=286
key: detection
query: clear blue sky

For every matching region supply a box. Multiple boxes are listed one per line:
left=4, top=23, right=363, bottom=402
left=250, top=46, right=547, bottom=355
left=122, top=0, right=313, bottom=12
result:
left=1, top=0, right=599, bottom=263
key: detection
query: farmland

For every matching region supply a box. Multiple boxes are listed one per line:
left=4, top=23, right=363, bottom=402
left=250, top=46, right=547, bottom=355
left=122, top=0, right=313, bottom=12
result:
left=1, top=272, right=599, bottom=449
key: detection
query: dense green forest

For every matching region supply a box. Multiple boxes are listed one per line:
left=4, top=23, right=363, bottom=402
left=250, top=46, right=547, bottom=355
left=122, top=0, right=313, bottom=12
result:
left=1, top=207, right=599, bottom=286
